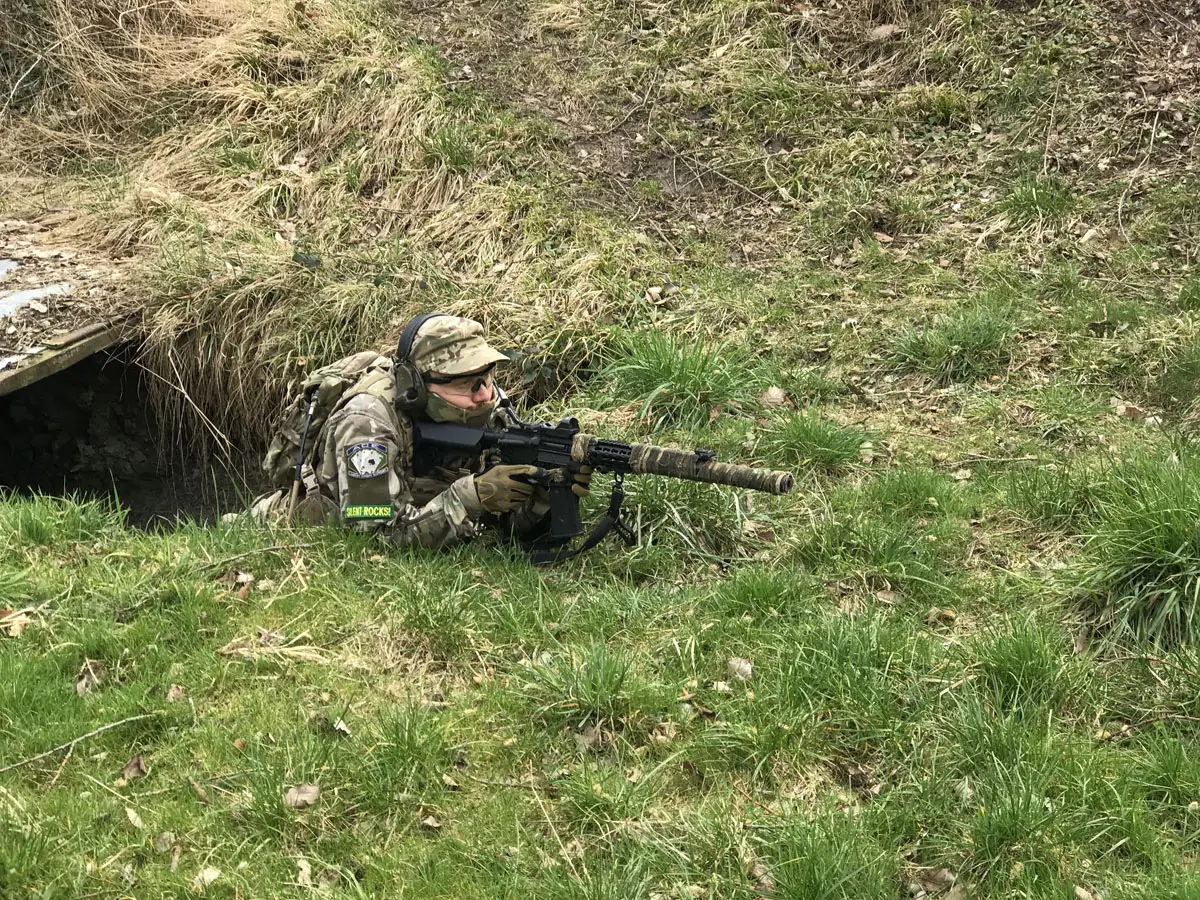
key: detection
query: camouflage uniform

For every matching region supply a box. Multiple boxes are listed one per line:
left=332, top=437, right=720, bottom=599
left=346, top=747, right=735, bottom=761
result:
left=245, top=318, right=548, bottom=548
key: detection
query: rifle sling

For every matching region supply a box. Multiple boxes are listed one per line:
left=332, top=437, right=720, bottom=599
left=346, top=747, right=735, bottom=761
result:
left=529, top=479, right=635, bottom=565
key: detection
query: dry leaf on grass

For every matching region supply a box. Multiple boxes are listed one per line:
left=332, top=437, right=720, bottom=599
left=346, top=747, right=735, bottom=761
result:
left=573, top=723, right=604, bottom=754
left=0, top=608, right=31, bottom=637
left=296, top=857, right=312, bottom=887
left=867, top=23, right=904, bottom=41
left=154, top=831, right=176, bottom=853
left=420, top=814, right=443, bottom=830
left=918, top=867, right=958, bottom=893
left=188, top=778, right=211, bottom=805
left=115, top=754, right=148, bottom=786
left=218, top=629, right=327, bottom=664
left=76, top=659, right=106, bottom=694
left=727, top=657, right=753, bottom=682
left=125, top=807, right=145, bottom=829
left=749, top=861, right=776, bottom=893
left=926, top=607, right=957, bottom=626
left=192, top=867, right=221, bottom=890
left=284, top=783, right=320, bottom=809
left=318, top=869, right=340, bottom=889
left=759, top=386, right=788, bottom=408
left=166, top=684, right=186, bottom=702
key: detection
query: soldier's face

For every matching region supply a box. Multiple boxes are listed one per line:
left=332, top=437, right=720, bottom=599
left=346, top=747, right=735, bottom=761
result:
left=427, top=368, right=495, bottom=412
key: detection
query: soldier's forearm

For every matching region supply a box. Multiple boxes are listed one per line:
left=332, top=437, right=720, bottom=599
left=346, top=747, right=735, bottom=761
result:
left=386, top=476, right=485, bottom=550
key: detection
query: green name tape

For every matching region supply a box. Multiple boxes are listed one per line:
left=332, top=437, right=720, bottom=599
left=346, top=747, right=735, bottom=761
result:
left=344, top=505, right=393, bottom=519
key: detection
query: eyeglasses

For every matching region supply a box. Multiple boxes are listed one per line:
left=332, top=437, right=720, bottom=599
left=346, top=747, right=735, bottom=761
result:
left=424, top=367, right=495, bottom=393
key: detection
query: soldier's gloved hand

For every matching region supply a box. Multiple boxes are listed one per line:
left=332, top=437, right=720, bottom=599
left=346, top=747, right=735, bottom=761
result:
left=572, top=465, right=593, bottom=499
left=474, top=464, right=541, bottom=513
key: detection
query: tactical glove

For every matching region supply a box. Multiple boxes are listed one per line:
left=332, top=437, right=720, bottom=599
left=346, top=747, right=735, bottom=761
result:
left=572, top=465, right=593, bottom=499
left=474, top=464, right=540, bottom=513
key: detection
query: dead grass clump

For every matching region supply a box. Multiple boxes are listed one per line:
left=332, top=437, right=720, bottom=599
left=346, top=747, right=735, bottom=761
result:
left=1, top=0, right=278, bottom=144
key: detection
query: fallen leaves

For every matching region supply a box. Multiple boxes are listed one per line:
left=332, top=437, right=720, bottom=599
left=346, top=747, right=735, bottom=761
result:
left=573, top=722, right=606, bottom=754
left=866, top=23, right=904, bottom=42
left=759, top=386, right=789, bottom=408
left=166, top=684, right=186, bottom=702
left=1109, top=397, right=1145, bottom=420
left=926, top=607, right=958, bottom=626
left=188, top=778, right=211, bottom=806
left=909, top=867, right=963, bottom=899
left=748, top=861, right=776, bottom=894
left=125, top=806, right=145, bottom=830
left=284, top=783, right=320, bottom=810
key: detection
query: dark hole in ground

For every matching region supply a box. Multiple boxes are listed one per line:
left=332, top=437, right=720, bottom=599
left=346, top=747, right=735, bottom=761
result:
left=0, top=345, right=266, bottom=528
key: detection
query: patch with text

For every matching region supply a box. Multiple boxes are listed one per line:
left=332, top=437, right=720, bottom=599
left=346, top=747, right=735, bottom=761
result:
left=344, top=504, right=393, bottom=519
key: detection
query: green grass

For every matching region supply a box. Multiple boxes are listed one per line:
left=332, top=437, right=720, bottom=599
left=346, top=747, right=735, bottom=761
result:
left=7, top=0, right=1200, bottom=895
left=761, top=411, right=869, bottom=474
left=892, top=299, right=1016, bottom=383
left=595, top=330, right=766, bottom=430
left=999, top=174, right=1075, bottom=225
left=1076, top=451, right=1200, bottom=644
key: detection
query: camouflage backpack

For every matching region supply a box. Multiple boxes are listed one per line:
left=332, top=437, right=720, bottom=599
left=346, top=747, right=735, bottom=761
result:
left=262, top=350, right=395, bottom=487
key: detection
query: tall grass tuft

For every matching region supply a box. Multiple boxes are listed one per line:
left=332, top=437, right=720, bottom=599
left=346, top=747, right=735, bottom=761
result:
left=761, top=412, right=869, bottom=474
left=999, top=174, right=1074, bottom=224
left=526, top=642, right=633, bottom=725
left=972, top=619, right=1081, bottom=713
left=767, top=815, right=899, bottom=900
left=597, top=331, right=764, bottom=430
left=1001, top=464, right=1107, bottom=532
left=892, top=300, right=1015, bottom=383
left=1077, top=451, right=1200, bottom=644
left=357, top=706, right=450, bottom=810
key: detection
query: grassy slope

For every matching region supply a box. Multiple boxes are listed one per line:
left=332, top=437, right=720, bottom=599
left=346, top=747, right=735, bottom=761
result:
left=4, top=0, right=1200, bottom=896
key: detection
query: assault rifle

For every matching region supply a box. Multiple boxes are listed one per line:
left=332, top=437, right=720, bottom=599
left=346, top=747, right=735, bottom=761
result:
left=412, top=401, right=794, bottom=564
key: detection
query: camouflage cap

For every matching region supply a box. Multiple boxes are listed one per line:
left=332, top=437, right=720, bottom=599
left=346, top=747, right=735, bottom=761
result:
left=411, top=315, right=509, bottom=376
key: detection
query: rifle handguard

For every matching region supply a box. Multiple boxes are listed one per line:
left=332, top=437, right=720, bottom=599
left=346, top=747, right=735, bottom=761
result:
left=571, top=435, right=795, bottom=495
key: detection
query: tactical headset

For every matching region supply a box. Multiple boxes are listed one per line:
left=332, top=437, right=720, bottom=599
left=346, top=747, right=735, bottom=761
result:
left=394, top=312, right=447, bottom=414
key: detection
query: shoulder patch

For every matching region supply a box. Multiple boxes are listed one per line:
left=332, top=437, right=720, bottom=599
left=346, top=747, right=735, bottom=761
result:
left=346, top=441, right=388, bottom=479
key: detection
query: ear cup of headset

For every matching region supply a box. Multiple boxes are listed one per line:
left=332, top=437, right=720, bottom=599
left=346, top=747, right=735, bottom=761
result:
left=393, top=312, right=446, bottom=415
left=393, top=359, right=427, bottom=413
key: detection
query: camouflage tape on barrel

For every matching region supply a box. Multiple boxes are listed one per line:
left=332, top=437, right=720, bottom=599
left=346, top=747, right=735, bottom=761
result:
left=572, top=435, right=794, bottom=495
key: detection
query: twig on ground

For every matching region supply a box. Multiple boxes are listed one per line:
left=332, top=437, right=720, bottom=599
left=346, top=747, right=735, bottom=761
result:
left=0, top=713, right=155, bottom=775
left=1117, top=108, right=1161, bottom=244
left=1103, top=714, right=1200, bottom=742
left=939, top=454, right=1038, bottom=469
left=732, top=781, right=779, bottom=815
left=45, top=744, right=73, bottom=790
left=200, top=544, right=314, bottom=571
left=462, top=772, right=536, bottom=790
left=599, top=78, right=660, bottom=135
left=1097, top=655, right=1198, bottom=679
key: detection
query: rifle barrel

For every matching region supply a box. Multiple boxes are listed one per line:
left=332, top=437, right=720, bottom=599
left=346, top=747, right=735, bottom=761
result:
left=572, top=434, right=794, bottom=495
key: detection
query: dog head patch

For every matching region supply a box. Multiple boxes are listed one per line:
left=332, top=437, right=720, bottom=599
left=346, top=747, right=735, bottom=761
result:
left=346, top=441, right=388, bottom=478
